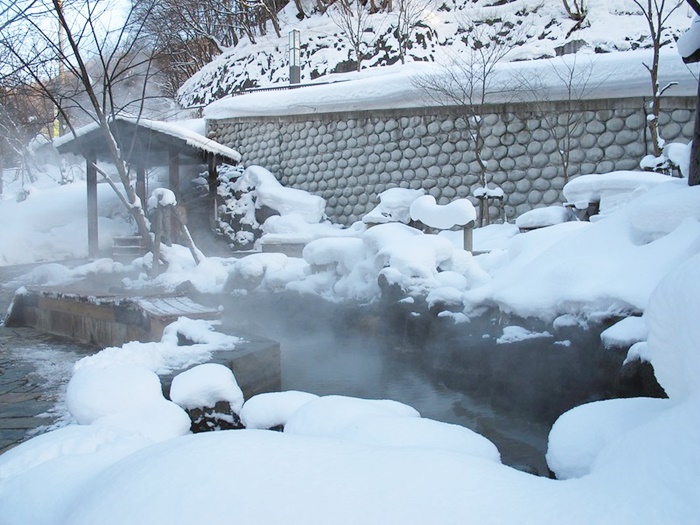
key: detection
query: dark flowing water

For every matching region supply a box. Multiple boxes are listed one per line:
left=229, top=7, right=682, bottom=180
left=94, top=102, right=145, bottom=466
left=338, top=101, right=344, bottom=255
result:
left=209, top=291, right=661, bottom=477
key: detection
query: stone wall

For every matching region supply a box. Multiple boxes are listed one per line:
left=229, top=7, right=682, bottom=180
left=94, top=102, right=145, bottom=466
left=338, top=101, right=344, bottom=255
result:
left=207, top=97, right=695, bottom=224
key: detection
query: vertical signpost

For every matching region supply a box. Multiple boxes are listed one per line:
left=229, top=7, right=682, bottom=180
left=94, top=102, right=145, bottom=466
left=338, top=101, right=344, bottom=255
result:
left=289, top=29, right=301, bottom=85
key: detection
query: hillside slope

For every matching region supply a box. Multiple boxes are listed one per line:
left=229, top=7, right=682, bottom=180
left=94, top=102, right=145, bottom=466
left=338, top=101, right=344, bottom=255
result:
left=177, top=0, right=694, bottom=107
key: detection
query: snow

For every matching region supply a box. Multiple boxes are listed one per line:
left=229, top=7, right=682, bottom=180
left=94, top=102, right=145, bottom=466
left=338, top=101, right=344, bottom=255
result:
left=65, top=365, right=166, bottom=425
left=600, top=316, right=648, bottom=349
left=677, top=16, right=700, bottom=59
left=201, top=48, right=698, bottom=119
left=73, top=318, right=240, bottom=375
left=645, top=252, right=700, bottom=400
left=515, top=206, right=572, bottom=230
left=362, top=187, right=425, bottom=224
left=409, top=195, right=476, bottom=229
left=496, top=326, right=553, bottom=344
left=562, top=171, right=674, bottom=215
left=546, top=397, right=672, bottom=480
left=0, top=180, right=132, bottom=266
left=237, top=165, right=326, bottom=223
left=147, top=187, right=177, bottom=208
left=283, top=395, right=421, bottom=439
left=239, top=391, right=320, bottom=429
left=169, top=363, right=244, bottom=413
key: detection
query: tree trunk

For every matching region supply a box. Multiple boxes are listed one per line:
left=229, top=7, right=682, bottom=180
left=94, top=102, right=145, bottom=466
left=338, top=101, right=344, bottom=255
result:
left=689, top=78, right=700, bottom=186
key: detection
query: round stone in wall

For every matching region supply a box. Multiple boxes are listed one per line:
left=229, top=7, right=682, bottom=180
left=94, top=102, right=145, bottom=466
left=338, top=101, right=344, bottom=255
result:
left=596, top=160, right=615, bottom=173
left=542, top=189, right=560, bottom=205
left=508, top=192, right=526, bottom=206
left=492, top=171, right=507, bottom=184
left=500, top=157, right=516, bottom=170
left=662, top=122, right=682, bottom=141
left=625, top=113, right=645, bottom=129
left=515, top=178, right=531, bottom=193
left=532, top=177, right=550, bottom=191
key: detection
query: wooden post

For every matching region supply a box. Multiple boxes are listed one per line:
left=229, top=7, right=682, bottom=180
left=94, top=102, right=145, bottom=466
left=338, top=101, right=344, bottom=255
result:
left=86, top=152, right=98, bottom=258
left=168, top=148, right=180, bottom=237
left=463, top=221, right=474, bottom=252
left=136, top=163, right=146, bottom=207
left=208, top=153, right=218, bottom=229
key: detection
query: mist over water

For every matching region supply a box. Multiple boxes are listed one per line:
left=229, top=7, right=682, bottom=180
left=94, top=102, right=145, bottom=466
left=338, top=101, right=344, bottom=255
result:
left=211, top=291, right=588, bottom=475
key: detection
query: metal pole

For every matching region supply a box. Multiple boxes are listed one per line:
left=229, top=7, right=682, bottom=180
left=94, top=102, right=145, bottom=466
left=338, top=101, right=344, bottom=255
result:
left=289, top=29, right=301, bottom=84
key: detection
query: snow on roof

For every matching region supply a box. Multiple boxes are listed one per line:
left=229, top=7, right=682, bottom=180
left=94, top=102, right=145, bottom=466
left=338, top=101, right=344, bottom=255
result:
left=53, top=116, right=241, bottom=163
left=119, top=116, right=241, bottom=163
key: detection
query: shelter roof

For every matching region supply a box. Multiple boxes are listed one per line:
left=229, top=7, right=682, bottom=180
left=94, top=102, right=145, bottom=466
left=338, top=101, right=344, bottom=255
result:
left=54, top=116, right=241, bottom=166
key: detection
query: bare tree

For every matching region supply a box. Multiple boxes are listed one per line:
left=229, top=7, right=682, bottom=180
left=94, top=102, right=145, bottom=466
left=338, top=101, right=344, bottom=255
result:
left=631, top=0, right=685, bottom=157
left=329, top=0, right=378, bottom=72
left=1, top=0, right=159, bottom=253
left=394, top=0, right=432, bottom=65
left=515, top=55, right=605, bottom=183
left=562, top=0, right=586, bottom=21
left=413, top=13, right=526, bottom=225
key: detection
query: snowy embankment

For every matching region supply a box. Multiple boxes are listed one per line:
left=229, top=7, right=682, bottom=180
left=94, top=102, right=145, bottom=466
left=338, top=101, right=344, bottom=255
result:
left=179, top=0, right=694, bottom=106
left=0, top=179, right=132, bottom=266
left=202, top=48, right=698, bottom=119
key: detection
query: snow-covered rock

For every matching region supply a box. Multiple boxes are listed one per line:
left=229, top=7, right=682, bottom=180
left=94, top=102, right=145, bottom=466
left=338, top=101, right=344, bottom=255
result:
left=170, top=363, right=244, bottom=413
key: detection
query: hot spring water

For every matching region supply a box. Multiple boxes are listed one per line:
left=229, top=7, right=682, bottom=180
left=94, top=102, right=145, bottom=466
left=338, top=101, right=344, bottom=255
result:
left=209, top=291, right=662, bottom=477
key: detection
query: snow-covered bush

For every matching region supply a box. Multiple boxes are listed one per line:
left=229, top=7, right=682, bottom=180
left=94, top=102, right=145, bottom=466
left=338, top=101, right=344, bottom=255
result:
left=217, top=165, right=327, bottom=250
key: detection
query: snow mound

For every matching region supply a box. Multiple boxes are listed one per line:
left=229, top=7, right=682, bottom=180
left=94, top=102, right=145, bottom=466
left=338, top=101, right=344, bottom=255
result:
left=646, top=252, right=700, bottom=400
left=237, top=165, right=326, bottom=223
left=66, top=365, right=165, bottom=425
left=240, top=391, right=320, bottom=429
left=600, top=316, right=648, bottom=349
left=563, top=171, right=673, bottom=216
left=362, top=187, right=425, bottom=224
left=284, top=395, right=420, bottom=439
left=515, top=206, right=572, bottom=230
left=342, top=415, right=501, bottom=462
left=170, top=363, right=244, bottom=413
left=546, top=397, right=671, bottom=479
left=409, top=195, right=476, bottom=229
left=92, top=399, right=191, bottom=443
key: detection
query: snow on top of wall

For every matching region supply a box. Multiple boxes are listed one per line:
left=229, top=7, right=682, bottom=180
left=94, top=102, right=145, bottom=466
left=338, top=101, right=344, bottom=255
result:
left=202, top=48, right=698, bottom=120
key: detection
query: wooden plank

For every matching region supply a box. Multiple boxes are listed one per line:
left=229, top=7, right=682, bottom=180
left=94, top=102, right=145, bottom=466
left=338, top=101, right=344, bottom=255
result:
left=38, top=296, right=116, bottom=322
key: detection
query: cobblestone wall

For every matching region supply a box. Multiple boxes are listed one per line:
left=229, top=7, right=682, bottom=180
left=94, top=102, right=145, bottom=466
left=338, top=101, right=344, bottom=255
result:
left=207, top=97, right=695, bottom=224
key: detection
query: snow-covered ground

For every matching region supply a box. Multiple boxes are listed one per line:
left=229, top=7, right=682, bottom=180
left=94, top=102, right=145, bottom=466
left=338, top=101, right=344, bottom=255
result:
left=2, top=153, right=700, bottom=523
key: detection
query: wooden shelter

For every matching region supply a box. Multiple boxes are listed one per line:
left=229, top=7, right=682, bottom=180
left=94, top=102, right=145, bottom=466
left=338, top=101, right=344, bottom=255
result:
left=54, top=117, right=240, bottom=257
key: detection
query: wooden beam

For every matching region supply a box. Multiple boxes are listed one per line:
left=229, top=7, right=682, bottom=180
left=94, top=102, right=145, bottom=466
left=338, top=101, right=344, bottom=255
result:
left=168, top=148, right=180, bottom=199
left=86, top=153, right=98, bottom=258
